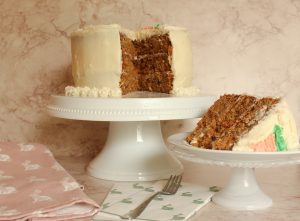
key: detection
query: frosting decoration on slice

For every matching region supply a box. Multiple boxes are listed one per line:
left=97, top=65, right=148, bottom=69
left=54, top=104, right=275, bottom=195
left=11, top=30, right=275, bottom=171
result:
left=274, top=124, right=287, bottom=151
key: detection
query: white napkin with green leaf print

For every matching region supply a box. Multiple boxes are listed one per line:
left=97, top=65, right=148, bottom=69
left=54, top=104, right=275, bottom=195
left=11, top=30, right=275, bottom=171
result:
left=94, top=181, right=220, bottom=221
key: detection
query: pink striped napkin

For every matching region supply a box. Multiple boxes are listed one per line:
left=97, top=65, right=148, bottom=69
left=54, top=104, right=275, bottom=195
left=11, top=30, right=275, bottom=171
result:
left=0, top=142, right=99, bottom=221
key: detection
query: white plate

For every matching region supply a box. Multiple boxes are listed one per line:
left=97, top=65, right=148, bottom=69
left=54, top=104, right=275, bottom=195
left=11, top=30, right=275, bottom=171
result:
left=167, top=132, right=300, bottom=168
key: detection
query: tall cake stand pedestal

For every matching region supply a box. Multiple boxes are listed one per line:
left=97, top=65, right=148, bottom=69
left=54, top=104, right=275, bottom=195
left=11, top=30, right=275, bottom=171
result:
left=168, top=132, right=300, bottom=210
left=47, top=95, right=215, bottom=181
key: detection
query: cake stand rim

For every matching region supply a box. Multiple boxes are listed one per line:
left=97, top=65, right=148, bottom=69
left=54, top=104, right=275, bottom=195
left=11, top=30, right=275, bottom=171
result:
left=167, top=132, right=300, bottom=168
left=47, top=94, right=217, bottom=122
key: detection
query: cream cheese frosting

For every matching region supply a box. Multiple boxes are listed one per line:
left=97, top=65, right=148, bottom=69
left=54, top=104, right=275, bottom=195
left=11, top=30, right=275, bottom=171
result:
left=65, top=86, right=122, bottom=98
left=71, top=24, right=122, bottom=90
left=65, top=86, right=199, bottom=98
left=167, top=26, right=193, bottom=90
left=233, top=100, right=299, bottom=152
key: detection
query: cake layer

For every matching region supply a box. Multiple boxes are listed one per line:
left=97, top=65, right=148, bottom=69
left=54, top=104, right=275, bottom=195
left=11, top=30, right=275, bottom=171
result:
left=138, top=72, right=174, bottom=94
left=132, top=31, right=173, bottom=94
left=133, top=34, right=172, bottom=55
left=134, top=54, right=172, bottom=73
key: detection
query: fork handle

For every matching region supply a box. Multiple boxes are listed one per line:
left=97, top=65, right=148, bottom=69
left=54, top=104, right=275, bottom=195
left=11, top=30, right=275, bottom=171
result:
left=121, top=192, right=160, bottom=219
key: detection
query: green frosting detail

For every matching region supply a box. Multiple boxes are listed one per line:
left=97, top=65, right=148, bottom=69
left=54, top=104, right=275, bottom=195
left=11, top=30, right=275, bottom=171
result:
left=274, top=124, right=287, bottom=151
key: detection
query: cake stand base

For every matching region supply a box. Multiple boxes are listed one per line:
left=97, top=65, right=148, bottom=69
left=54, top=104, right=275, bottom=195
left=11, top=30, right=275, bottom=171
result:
left=48, top=95, right=216, bottom=182
left=87, top=121, right=183, bottom=181
left=168, top=132, right=300, bottom=210
left=212, top=168, right=272, bottom=210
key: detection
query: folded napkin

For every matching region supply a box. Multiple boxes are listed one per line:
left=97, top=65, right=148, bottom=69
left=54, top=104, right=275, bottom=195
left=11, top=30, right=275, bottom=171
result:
left=94, top=181, right=220, bottom=221
left=0, top=142, right=99, bottom=221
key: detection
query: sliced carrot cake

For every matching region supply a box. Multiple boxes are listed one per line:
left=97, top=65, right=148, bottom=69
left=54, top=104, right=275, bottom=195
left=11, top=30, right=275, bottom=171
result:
left=186, top=94, right=299, bottom=152
left=65, top=24, right=199, bottom=97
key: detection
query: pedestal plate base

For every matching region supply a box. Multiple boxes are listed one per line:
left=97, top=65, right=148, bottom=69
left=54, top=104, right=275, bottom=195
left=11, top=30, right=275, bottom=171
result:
left=167, top=132, right=300, bottom=210
left=87, top=121, right=183, bottom=181
left=47, top=95, right=216, bottom=181
left=212, top=168, right=272, bottom=210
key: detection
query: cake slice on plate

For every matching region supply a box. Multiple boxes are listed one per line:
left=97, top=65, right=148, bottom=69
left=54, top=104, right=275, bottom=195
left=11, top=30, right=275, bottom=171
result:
left=186, top=94, right=299, bottom=152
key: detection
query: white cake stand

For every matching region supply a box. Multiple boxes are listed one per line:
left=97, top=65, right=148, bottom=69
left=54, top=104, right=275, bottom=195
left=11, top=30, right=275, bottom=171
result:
left=47, top=95, right=215, bottom=181
left=167, top=132, right=300, bottom=210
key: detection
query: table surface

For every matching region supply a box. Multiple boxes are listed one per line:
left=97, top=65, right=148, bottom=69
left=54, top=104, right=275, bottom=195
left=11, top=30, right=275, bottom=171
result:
left=56, top=156, right=300, bottom=221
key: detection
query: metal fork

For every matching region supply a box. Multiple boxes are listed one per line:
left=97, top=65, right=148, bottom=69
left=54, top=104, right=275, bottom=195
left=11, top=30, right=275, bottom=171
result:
left=121, top=175, right=182, bottom=220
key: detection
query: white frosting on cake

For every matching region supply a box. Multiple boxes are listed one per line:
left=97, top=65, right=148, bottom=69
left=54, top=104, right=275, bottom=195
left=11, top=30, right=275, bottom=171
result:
left=68, top=24, right=195, bottom=97
left=65, top=86, right=122, bottom=97
left=135, top=26, right=168, bottom=40
left=65, top=86, right=199, bottom=98
left=233, top=100, right=299, bottom=151
left=71, top=24, right=123, bottom=90
left=166, top=26, right=193, bottom=90
left=171, top=86, right=200, bottom=96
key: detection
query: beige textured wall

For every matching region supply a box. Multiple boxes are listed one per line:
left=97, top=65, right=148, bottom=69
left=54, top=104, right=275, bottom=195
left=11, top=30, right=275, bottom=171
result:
left=1, top=0, right=299, bottom=157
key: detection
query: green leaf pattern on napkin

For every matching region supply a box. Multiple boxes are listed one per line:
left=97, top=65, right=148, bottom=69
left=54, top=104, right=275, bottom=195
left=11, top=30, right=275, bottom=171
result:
left=102, top=202, right=111, bottom=209
left=153, top=195, right=164, bottom=201
left=111, top=188, right=122, bottom=194
left=209, top=186, right=221, bottom=192
left=181, top=192, right=193, bottom=197
left=161, top=204, right=174, bottom=210
left=121, top=198, right=133, bottom=204
left=100, top=182, right=216, bottom=221
left=193, top=198, right=204, bottom=204
left=144, top=187, right=155, bottom=192
left=172, top=213, right=185, bottom=220
left=133, top=183, right=144, bottom=189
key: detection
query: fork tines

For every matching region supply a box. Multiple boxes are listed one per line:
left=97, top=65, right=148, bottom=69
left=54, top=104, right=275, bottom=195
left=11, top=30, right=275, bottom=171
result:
left=163, top=175, right=182, bottom=194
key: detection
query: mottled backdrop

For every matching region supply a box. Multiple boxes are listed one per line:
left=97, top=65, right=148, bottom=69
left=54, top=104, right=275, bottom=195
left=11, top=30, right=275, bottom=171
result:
left=0, top=0, right=299, bottom=156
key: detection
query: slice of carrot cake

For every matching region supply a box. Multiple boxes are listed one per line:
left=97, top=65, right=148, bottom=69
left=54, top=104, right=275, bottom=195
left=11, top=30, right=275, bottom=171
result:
left=186, top=94, right=299, bottom=152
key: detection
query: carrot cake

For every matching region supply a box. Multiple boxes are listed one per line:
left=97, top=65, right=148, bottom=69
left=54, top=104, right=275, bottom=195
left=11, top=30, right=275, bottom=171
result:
left=186, top=94, right=299, bottom=152
left=65, top=24, right=199, bottom=97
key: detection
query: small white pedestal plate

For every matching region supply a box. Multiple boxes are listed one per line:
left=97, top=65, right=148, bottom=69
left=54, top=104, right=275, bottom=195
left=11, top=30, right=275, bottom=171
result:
left=168, top=132, right=300, bottom=210
left=47, top=95, right=215, bottom=181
